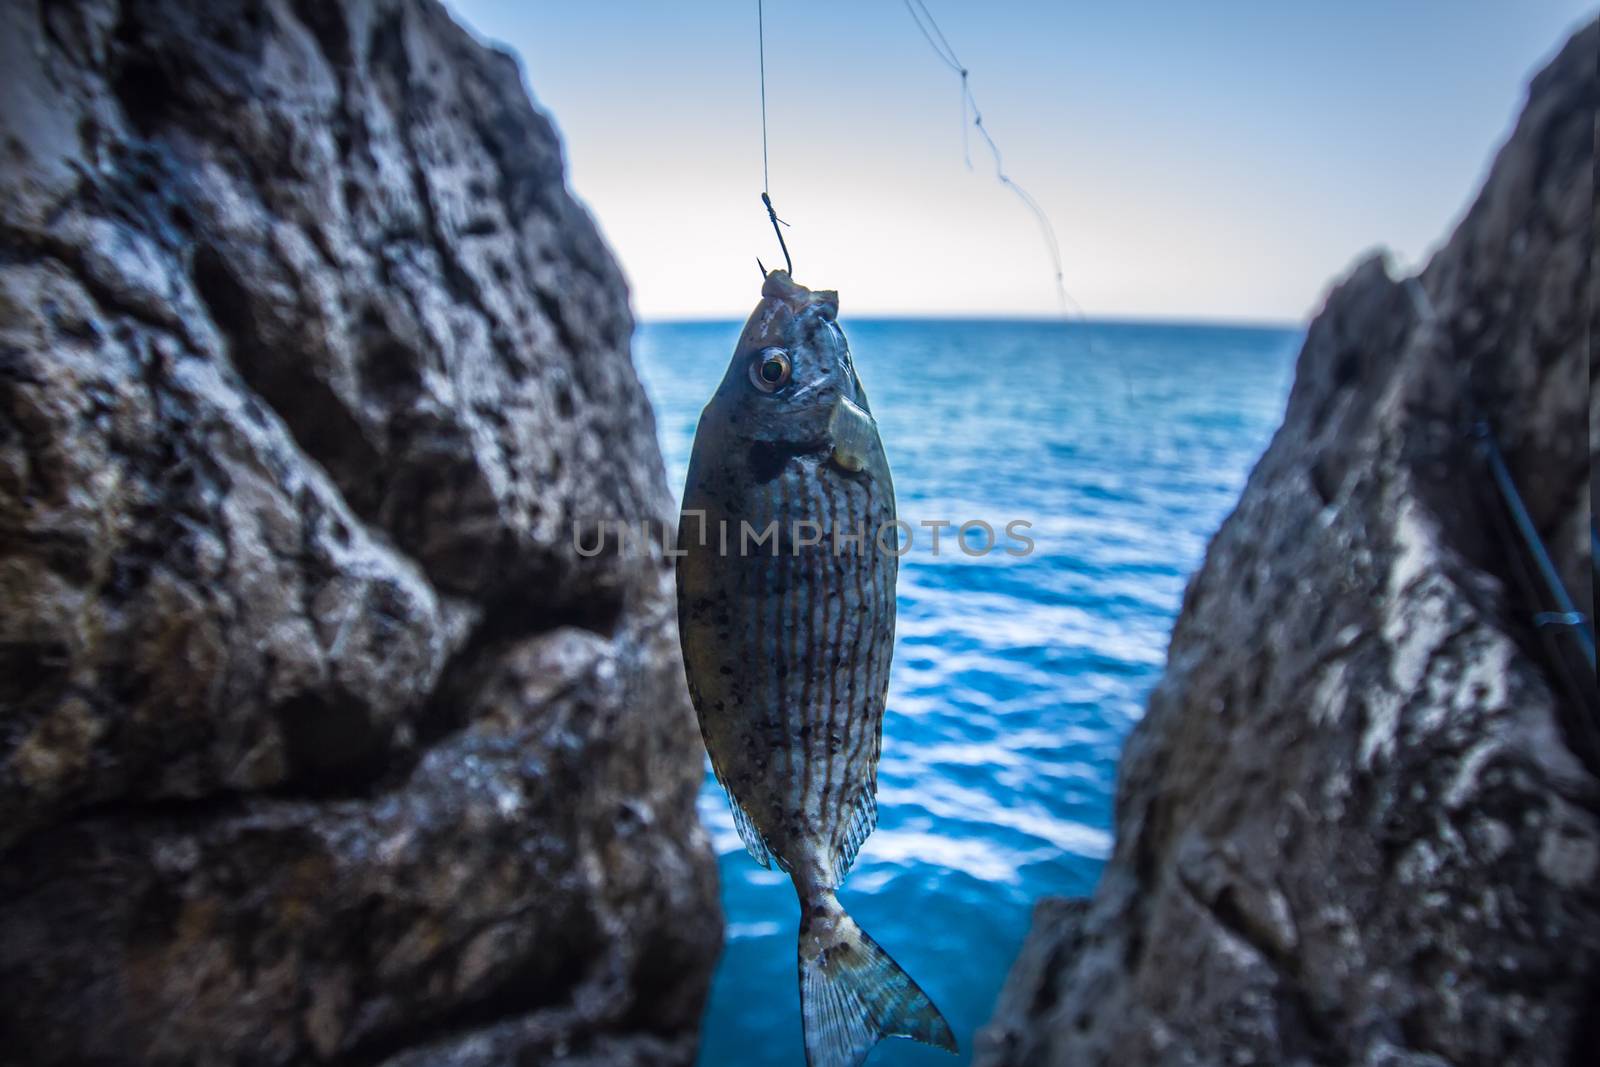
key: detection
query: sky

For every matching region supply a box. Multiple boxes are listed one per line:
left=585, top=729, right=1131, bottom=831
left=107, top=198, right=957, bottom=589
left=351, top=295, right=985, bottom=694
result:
left=445, top=1, right=1594, bottom=322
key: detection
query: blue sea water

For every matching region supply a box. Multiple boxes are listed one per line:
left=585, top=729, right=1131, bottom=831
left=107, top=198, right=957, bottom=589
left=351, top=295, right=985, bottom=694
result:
left=633, top=319, right=1300, bottom=1067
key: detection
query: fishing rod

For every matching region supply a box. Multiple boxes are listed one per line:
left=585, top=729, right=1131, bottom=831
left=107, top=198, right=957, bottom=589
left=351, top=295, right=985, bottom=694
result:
left=1405, top=278, right=1598, bottom=767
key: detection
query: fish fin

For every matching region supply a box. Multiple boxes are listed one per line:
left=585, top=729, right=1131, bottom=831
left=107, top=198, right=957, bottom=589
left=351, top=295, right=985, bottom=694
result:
left=798, top=894, right=956, bottom=1067
left=704, top=749, right=782, bottom=871
left=828, top=783, right=878, bottom=888
left=724, top=782, right=788, bottom=871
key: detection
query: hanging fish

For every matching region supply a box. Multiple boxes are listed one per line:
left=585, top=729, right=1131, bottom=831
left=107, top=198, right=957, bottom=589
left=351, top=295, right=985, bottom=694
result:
left=676, top=270, right=956, bottom=1067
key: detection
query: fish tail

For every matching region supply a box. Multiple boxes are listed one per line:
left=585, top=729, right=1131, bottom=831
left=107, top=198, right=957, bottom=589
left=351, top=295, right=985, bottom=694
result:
left=796, top=892, right=956, bottom=1067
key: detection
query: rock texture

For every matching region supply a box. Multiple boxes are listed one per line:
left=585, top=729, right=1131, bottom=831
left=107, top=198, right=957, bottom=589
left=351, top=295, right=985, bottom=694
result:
left=0, top=0, right=719, bottom=1064
left=980, top=21, right=1597, bottom=1067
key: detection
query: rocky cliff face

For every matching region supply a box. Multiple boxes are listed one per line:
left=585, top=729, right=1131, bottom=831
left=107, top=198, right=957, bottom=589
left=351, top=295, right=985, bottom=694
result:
left=980, top=21, right=1597, bottom=1067
left=0, top=1, right=719, bottom=1063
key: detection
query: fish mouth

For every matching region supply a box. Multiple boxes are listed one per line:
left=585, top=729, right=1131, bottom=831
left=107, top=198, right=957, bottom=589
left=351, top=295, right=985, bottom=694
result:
left=761, top=270, right=839, bottom=320
left=827, top=396, right=878, bottom=473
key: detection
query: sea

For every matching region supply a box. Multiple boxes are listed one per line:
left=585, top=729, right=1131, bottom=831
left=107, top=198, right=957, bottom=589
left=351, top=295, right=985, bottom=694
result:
left=633, top=318, right=1301, bottom=1066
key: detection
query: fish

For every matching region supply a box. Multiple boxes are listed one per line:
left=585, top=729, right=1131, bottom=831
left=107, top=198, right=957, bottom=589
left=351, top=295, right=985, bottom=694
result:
left=676, top=270, right=956, bottom=1067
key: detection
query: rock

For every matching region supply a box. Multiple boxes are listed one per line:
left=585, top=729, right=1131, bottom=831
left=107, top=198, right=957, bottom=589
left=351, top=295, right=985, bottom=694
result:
left=978, top=20, right=1598, bottom=1067
left=0, top=0, right=719, bottom=1064
left=974, top=898, right=1092, bottom=1066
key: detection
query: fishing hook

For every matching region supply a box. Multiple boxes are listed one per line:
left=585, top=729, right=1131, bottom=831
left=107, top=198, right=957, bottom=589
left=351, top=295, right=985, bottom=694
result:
left=762, top=192, right=793, bottom=276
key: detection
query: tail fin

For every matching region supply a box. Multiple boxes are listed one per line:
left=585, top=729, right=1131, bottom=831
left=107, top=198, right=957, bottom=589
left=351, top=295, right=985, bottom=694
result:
left=797, top=893, right=956, bottom=1067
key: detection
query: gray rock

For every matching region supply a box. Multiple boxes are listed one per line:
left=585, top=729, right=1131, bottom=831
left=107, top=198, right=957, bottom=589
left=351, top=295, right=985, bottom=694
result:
left=979, top=20, right=1598, bottom=1067
left=0, top=0, right=719, bottom=1063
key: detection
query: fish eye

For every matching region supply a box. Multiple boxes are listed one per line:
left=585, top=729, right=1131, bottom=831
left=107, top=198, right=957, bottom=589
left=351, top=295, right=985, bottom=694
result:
left=749, top=348, right=792, bottom=393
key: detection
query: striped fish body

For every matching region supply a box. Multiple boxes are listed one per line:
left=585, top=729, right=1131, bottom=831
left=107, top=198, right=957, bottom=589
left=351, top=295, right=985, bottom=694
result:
left=679, top=379, right=893, bottom=891
left=676, top=271, right=954, bottom=1067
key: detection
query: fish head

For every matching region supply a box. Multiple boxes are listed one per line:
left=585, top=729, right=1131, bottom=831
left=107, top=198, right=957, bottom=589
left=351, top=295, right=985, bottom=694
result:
left=707, top=270, right=878, bottom=473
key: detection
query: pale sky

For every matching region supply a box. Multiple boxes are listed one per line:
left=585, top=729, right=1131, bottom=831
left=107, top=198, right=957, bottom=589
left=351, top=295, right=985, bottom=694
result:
left=446, top=1, right=1594, bottom=322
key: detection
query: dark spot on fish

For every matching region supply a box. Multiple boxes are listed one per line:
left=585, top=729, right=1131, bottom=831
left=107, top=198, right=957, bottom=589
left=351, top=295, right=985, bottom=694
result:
left=809, top=904, right=828, bottom=919
left=719, top=665, right=733, bottom=676
left=747, top=440, right=789, bottom=483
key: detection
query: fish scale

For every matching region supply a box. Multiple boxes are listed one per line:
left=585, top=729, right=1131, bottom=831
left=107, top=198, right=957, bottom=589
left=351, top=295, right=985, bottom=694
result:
left=676, top=270, right=954, bottom=1067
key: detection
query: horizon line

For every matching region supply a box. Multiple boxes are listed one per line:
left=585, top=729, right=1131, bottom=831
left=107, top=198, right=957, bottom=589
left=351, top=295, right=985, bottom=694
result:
left=634, top=311, right=1308, bottom=330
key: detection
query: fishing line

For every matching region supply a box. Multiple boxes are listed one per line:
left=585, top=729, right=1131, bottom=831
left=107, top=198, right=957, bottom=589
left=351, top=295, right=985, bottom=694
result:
left=902, top=0, right=971, bottom=167
left=756, top=0, right=793, bottom=276
left=758, top=0, right=770, bottom=192
left=961, top=70, right=971, bottom=169
left=902, top=0, right=1072, bottom=316
left=899, top=0, right=1135, bottom=405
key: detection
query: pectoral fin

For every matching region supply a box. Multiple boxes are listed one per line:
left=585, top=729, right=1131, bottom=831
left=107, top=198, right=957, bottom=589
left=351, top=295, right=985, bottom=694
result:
left=828, top=396, right=879, bottom=473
